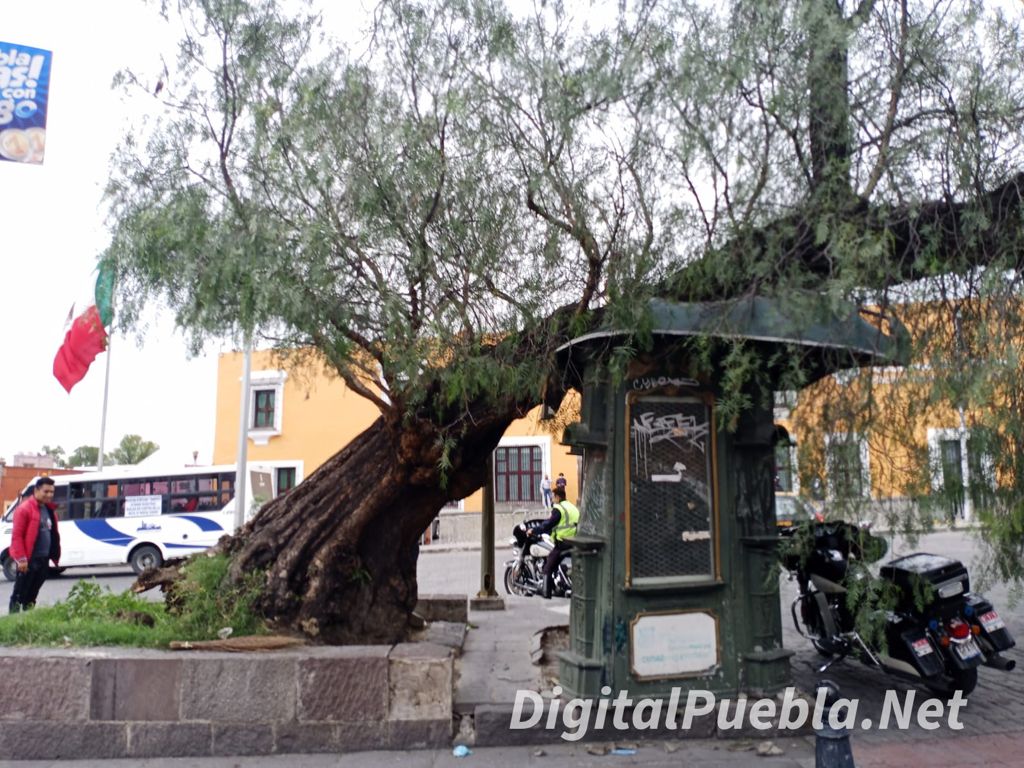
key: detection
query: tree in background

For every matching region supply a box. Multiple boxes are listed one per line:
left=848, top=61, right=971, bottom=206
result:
left=66, top=446, right=100, bottom=468
left=106, top=435, right=160, bottom=466
left=40, top=445, right=67, bottom=469
left=105, top=0, right=1024, bottom=641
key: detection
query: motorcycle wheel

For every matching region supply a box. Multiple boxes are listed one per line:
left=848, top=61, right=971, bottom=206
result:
left=811, top=638, right=834, bottom=658
left=503, top=564, right=531, bottom=596
left=925, top=668, right=978, bottom=698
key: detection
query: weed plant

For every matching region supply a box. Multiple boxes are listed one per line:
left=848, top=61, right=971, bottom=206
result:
left=0, top=554, right=267, bottom=648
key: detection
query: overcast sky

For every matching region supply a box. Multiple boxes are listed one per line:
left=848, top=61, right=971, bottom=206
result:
left=2, top=1, right=225, bottom=466
left=1, top=0, right=384, bottom=468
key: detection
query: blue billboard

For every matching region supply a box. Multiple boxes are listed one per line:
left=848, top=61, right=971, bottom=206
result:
left=0, top=42, right=52, bottom=165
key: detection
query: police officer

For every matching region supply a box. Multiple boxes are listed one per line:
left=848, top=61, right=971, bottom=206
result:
left=529, top=486, right=579, bottom=598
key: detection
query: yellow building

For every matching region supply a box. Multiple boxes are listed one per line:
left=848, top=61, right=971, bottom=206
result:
left=211, top=349, right=580, bottom=513
left=774, top=299, right=1007, bottom=523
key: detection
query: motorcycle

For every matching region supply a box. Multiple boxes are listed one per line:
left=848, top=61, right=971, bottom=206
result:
left=782, top=520, right=1016, bottom=696
left=503, top=519, right=572, bottom=598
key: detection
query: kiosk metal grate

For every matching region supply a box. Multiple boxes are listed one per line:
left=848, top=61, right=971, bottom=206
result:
left=628, top=396, right=715, bottom=581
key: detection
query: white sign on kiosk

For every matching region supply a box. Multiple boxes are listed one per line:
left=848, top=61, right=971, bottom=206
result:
left=631, top=611, right=719, bottom=678
left=124, top=495, right=162, bottom=518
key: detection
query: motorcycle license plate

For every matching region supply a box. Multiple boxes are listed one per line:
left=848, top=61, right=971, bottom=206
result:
left=911, top=638, right=933, bottom=657
left=954, top=638, right=981, bottom=660
left=980, top=611, right=1006, bottom=632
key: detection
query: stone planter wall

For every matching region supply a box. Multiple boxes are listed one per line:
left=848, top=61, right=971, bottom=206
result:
left=0, top=641, right=454, bottom=760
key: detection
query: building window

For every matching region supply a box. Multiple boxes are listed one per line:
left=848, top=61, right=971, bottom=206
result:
left=276, top=467, right=297, bottom=496
left=494, top=445, right=542, bottom=504
left=774, top=441, right=795, bottom=492
left=939, top=438, right=964, bottom=515
left=928, top=427, right=994, bottom=518
left=253, top=389, right=276, bottom=429
left=247, top=370, right=288, bottom=445
left=826, top=433, right=869, bottom=500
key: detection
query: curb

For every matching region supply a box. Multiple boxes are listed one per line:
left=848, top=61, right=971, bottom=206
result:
left=420, top=543, right=483, bottom=553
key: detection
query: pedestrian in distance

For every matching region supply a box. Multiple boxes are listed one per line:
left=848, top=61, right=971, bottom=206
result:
left=7, top=477, right=61, bottom=614
left=555, top=472, right=567, bottom=493
left=528, top=486, right=579, bottom=599
left=540, top=475, right=553, bottom=507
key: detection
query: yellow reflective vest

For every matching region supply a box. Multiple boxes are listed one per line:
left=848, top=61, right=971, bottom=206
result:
left=552, top=500, right=580, bottom=542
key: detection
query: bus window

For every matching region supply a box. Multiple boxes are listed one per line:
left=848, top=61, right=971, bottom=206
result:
left=218, top=473, right=235, bottom=507
left=53, top=485, right=68, bottom=514
left=66, top=484, right=87, bottom=520
left=0, top=463, right=269, bottom=575
left=67, top=481, right=110, bottom=520
left=170, top=478, right=196, bottom=512
left=122, top=481, right=151, bottom=496
left=194, top=474, right=220, bottom=511
left=151, top=480, right=170, bottom=514
left=116, top=476, right=173, bottom=515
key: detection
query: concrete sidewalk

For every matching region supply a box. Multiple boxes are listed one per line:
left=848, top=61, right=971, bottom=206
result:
left=5, top=735, right=1023, bottom=768
left=0, top=739, right=818, bottom=767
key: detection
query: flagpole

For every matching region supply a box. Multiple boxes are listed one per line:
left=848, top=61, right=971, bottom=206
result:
left=97, top=334, right=112, bottom=470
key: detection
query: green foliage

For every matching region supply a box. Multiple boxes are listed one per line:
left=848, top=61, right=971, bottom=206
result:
left=0, top=556, right=267, bottom=648
left=106, top=434, right=160, bottom=466
left=102, top=0, right=1024, bottom=590
left=779, top=522, right=902, bottom=653
left=170, top=554, right=268, bottom=639
left=66, top=445, right=100, bottom=468
left=0, top=581, right=177, bottom=648
left=39, top=445, right=67, bottom=469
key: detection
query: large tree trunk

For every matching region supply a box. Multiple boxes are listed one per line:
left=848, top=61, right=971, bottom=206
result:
left=222, top=405, right=516, bottom=643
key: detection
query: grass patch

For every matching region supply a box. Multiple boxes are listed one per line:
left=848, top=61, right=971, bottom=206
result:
left=0, top=554, right=268, bottom=649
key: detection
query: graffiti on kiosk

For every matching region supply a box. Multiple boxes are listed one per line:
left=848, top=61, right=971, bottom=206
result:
left=631, top=376, right=699, bottom=391
left=651, top=461, right=686, bottom=483
left=631, top=411, right=709, bottom=479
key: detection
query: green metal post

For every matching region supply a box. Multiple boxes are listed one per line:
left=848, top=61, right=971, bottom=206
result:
left=478, top=452, right=497, bottom=597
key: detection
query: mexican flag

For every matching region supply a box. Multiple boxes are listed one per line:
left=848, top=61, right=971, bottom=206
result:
left=52, top=263, right=115, bottom=393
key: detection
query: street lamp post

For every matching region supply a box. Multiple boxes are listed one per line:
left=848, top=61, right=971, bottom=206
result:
left=234, top=341, right=252, bottom=531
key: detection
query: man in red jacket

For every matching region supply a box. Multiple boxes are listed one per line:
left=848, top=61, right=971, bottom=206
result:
left=8, top=477, right=61, bottom=613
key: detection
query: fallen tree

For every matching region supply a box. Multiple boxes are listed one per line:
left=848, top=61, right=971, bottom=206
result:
left=112, top=0, right=1024, bottom=641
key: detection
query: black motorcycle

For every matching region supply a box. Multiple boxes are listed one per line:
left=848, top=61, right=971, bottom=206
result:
left=782, top=520, right=1016, bottom=696
left=503, top=519, right=572, bottom=598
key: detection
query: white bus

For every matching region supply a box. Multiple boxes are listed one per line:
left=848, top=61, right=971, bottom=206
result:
left=0, top=461, right=302, bottom=580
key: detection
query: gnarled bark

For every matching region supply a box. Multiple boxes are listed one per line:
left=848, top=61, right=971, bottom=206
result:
left=222, top=403, right=517, bottom=643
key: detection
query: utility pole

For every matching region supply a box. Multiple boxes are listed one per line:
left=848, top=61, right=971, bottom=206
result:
left=233, top=341, right=252, bottom=531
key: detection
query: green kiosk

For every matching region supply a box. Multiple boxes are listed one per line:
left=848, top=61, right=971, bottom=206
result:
left=553, top=296, right=905, bottom=700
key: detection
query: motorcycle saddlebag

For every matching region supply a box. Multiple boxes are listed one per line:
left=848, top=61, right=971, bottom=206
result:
left=889, top=623, right=945, bottom=678
left=880, top=553, right=969, bottom=612
left=965, top=593, right=1016, bottom=652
